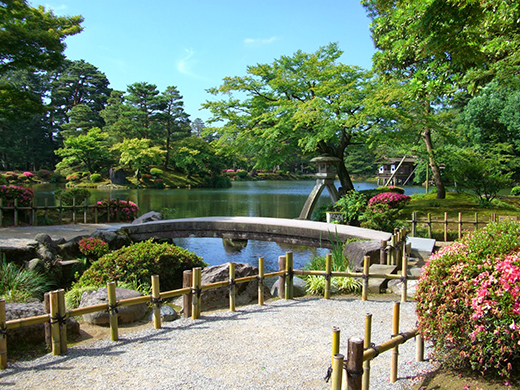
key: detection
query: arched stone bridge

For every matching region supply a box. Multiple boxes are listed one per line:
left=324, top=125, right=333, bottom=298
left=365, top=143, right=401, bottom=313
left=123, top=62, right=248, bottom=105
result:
left=116, top=217, right=392, bottom=249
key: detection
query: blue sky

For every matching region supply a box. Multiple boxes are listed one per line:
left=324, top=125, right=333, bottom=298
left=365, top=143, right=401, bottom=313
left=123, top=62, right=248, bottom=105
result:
left=31, top=1, right=376, bottom=123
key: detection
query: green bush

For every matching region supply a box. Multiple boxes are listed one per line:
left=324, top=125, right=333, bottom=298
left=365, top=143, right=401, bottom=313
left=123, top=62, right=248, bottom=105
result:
left=334, top=191, right=368, bottom=226
left=77, top=239, right=207, bottom=291
left=90, top=173, right=102, bottom=183
left=54, top=188, right=91, bottom=205
left=511, top=186, right=520, bottom=196
left=0, top=260, right=52, bottom=302
left=376, top=185, right=405, bottom=194
left=0, top=185, right=34, bottom=207
left=0, top=175, right=6, bottom=185
left=416, top=220, right=520, bottom=378
left=150, top=168, right=163, bottom=177
left=359, top=203, right=407, bottom=232
left=65, top=285, right=98, bottom=309
left=236, top=169, right=248, bottom=178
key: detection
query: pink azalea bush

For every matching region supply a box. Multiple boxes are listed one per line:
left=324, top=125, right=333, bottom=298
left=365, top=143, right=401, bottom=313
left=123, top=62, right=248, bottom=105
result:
left=0, top=185, right=34, bottom=207
left=78, top=237, right=109, bottom=260
left=367, top=192, right=410, bottom=209
left=96, top=198, right=139, bottom=222
left=416, top=220, right=520, bottom=377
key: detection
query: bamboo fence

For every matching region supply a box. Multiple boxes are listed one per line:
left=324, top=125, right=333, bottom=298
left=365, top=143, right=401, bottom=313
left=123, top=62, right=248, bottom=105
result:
left=0, top=197, right=135, bottom=227
left=409, top=211, right=518, bottom=241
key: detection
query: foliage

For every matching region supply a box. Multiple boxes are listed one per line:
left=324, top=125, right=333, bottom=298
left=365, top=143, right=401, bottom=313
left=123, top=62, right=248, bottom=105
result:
left=0, top=260, right=52, bottom=302
left=367, top=192, right=411, bottom=209
left=376, top=185, right=404, bottom=194
left=90, top=173, right=101, bottom=183
left=96, top=198, right=139, bottom=222
left=359, top=203, right=407, bottom=233
left=511, top=186, right=520, bottom=196
left=77, top=239, right=207, bottom=291
left=416, top=220, right=520, bottom=378
left=78, top=237, right=109, bottom=260
left=110, top=138, right=164, bottom=177
left=64, top=285, right=98, bottom=309
left=54, top=187, right=91, bottom=205
left=150, top=168, right=163, bottom=177
left=0, top=185, right=34, bottom=207
left=334, top=191, right=368, bottom=226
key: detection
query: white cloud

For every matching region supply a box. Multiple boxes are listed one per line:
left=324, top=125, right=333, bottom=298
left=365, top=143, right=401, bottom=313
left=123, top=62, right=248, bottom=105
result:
left=244, top=36, right=279, bottom=46
left=177, top=48, right=198, bottom=77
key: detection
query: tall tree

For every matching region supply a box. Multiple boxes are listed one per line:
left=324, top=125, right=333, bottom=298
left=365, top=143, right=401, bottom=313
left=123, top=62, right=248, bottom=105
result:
left=191, top=118, right=205, bottom=138
left=203, top=43, right=376, bottom=192
left=125, top=82, right=165, bottom=140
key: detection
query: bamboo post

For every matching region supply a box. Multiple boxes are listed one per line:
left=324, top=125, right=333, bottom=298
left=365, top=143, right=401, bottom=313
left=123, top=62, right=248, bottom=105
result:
left=362, top=314, right=372, bottom=390
left=72, top=197, right=76, bottom=224
left=229, top=262, right=236, bottom=312
left=475, top=212, right=478, bottom=231
left=83, top=198, right=88, bottom=224
left=258, top=257, right=264, bottom=306
left=346, top=337, right=364, bottom=390
left=44, top=292, right=51, bottom=347
left=416, top=332, right=424, bottom=362
left=278, top=256, right=286, bottom=299
left=389, top=234, right=396, bottom=266
left=362, top=256, right=369, bottom=301
left=49, top=291, right=61, bottom=355
left=32, top=198, right=37, bottom=226
left=324, top=253, right=332, bottom=299
left=107, top=282, right=118, bottom=341
left=458, top=212, right=463, bottom=239
left=401, top=256, right=408, bottom=303
left=151, top=275, right=161, bottom=329
left=44, top=198, right=49, bottom=221
left=380, top=240, right=387, bottom=265
left=443, top=212, right=448, bottom=242
left=94, top=201, right=99, bottom=224
left=14, top=199, right=18, bottom=227
left=284, top=252, right=294, bottom=300
left=192, top=267, right=202, bottom=319
left=57, top=289, right=67, bottom=354
left=394, top=228, right=401, bottom=267
left=0, top=299, right=7, bottom=369
left=411, top=212, right=417, bottom=237
left=491, top=213, right=496, bottom=223
left=183, top=270, right=193, bottom=318
left=58, top=198, right=63, bottom=224
left=332, top=326, right=340, bottom=364
left=391, top=302, right=400, bottom=383
left=427, top=213, right=432, bottom=238
left=330, top=353, right=344, bottom=390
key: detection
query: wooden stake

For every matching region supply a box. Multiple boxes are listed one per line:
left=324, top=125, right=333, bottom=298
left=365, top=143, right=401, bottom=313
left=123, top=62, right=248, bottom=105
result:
left=346, top=337, right=364, bottom=390
left=57, top=289, right=67, bottom=354
left=278, top=256, right=286, bottom=299
left=330, top=353, right=344, bottom=390
left=411, top=212, right=417, bottom=237
left=332, top=326, right=340, bottom=364
left=192, top=267, right=202, bottom=319
left=50, top=291, right=61, bottom=355
left=107, top=282, right=118, bottom=341
left=183, top=270, right=193, bottom=318
left=444, top=212, right=448, bottom=242
left=362, top=256, right=369, bottom=301
left=401, top=255, right=408, bottom=303
left=324, top=253, right=332, bottom=299
left=458, top=212, right=463, bottom=239
left=0, top=299, right=7, bottom=369
left=285, top=252, right=294, bottom=300
left=391, top=302, right=400, bottom=383
left=380, top=240, right=387, bottom=265
left=151, top=275, right=161, bottom=329
left=258, top=257, right=264, bottom=306
left=416, top=333, right=424, bottom=362
left=44, top=292, right=51, bottom=348
left=427, top=213, right=432, bottom=238
left=229, top=262, right=236, bottom=312
left=362, top=314, right=372, bottom=390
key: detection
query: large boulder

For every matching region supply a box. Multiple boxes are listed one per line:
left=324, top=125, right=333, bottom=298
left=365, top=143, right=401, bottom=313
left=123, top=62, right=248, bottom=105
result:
left=79, top=287, right=147, bottom=326
left=198, top=263, right=272, bottom=310
left=270, top=276, right=307, bottom=298
left=90, top=229, right=132, bottom=250
left=343, top=240, right=382, bottom=271
left=5, top=302, right=80, bottom=347
left=132, top=211, right=163, bottom=225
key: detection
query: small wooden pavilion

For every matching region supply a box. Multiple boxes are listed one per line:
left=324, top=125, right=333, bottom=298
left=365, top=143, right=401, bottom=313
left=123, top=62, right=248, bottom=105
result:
left=377, top=157, right=416, bottom=186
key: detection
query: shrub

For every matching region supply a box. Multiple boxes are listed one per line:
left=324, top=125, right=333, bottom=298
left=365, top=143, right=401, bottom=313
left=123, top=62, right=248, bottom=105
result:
left=511, top=186, right=520, bottom=196
left=140, top=173, right=152, bottom=183
left=153, top=178, right=165, bottom=189
left=77, top=239, right=207, bottom=291
left=236, top=169, right=248, bottom=178
left=66, top=173, right=80, bottom=182
left=54, top=188, right=91, bottom=205
left=334, top=191, right=368, bottom=226
left=37, top=170, right=51, bottom=179
left=0, top=175, right=7, bottom=185
left=0, top=185, right=34, bottom=207
left=90, top=173, right=102, bottom=183
left=5, top=171, right=17, bottom=181
left=367, top=192, right=410, bottom=209
left=359, top=203, right=407, bottom=232
left=22, top=171, right=33, bottom=179
left=416, top=220, right=520, bottom=378
left=65, top=285, right=98, bottom=309
left=79, top=237, right=109, bottom=260
left=376, top=185, right=405, bottom=194
left=150, top=168, right=163, bottom=177
left=0, top=260, right=52, bottom=302
left=96, top=198, right=139, bottom=222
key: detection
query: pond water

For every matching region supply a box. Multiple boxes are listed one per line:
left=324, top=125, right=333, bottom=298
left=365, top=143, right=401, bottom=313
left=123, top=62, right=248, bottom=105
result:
left=31, top=180, right=425, bottom=271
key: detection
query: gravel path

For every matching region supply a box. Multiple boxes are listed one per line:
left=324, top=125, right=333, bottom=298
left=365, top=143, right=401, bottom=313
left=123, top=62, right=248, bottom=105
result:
left=0, top=297, right=435, bottom=390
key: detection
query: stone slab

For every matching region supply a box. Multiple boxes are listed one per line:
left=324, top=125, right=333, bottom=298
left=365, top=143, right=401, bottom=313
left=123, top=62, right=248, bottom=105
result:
left=406, top=236, right=436, bottom=261
left=368, top=264, right=398, bottom=294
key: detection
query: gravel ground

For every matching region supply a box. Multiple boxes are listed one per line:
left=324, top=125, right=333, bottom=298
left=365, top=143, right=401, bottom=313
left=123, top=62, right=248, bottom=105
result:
left=0, top=297, right=435, bottom=390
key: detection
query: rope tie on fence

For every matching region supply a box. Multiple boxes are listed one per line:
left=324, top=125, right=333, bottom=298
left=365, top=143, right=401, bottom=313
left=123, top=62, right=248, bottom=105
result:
left=385, top=244, right=396, bottom=253
left=0, top=326, right=7, bottom=339
left=286, top=269, right=294, bottom=278
left=50, top=313, right=67, bottom=326
left=192, top=287, right=202, bottom=299
left=150, top=297, right=163, bottom=307
left=228, top=279, right=236, bottom=289
left=391, top=332, right=408, bottom=341
left=345, top=366, right=364, bottom=378
left=108, top=303, right=119, bottom=316
left=362, top=274, right=369, bottom=281
left=324, top=365, right=333, bottom=382
left=365, top=342, right=380, bottom=357
left=324, top=272, right=331, bottom=281
left=257, top=276, right=264, bottom=285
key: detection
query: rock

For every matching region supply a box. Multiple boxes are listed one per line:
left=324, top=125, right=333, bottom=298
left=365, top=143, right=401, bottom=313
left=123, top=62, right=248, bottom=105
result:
left=91, top=229, right=132, bottom=250
left=198, top=263, right=272, bottom=310
left=0, top=245, right=38, bottom=266
left=79, top=287, right=147, bottom=326
left=34, top=233, right=54, bottom=248
left=270, top=276, right=307, bottom=297
left=343, top=240, right=382, bottom=271
left=148, top=305, right=178, bottom=322
left=132, top=211, right=163, bottom=225
left=58, top=237, right=86, bottom=260
left=5, top=302, right=80, bottom=346
left=387, top=267, right=423, bottom=298
left=222, top=238, right=248, bottom=253
left=26, top=258, right=45, bottom=272
left=109, top=168, right=126, bottom=185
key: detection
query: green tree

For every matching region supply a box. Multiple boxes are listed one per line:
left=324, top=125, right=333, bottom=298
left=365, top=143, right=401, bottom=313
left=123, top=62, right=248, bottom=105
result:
left=110, top=138, right=164, bottom=177
left=171, top=136, right=226, bottom=179
left=125, top=82, right=165, bottom=140
left=203, top=43, right=376, bottom=192
left=191, top=118, right=205, bottom=138
left=60, top=104, right=100, bottom=138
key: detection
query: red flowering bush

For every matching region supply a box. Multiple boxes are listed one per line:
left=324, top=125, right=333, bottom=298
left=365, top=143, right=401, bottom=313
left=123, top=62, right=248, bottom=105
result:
left=0, top=185, right=34, bottom=207
left=22, top=171, right=33, bottom=178
left=78, top=237, right=109, bottom=260
left=416, top=220, right=520, bottom=377
left=96, top=198, right=139, bottom=222
left=367, top=192, right=410, bottom=209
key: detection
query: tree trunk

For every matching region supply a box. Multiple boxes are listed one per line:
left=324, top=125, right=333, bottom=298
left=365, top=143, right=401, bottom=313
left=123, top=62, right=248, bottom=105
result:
left=336, top=157, right=355, bottom=194
left=423, top=128, right=445, bottom=199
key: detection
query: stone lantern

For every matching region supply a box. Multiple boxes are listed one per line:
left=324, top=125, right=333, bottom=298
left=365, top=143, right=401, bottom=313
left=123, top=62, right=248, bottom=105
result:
left=299, top=156, right=341, bottom=220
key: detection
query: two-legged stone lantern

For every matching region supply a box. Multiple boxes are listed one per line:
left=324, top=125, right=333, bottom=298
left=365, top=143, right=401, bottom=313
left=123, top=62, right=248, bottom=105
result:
left=299, top=156, right=341, bottom=220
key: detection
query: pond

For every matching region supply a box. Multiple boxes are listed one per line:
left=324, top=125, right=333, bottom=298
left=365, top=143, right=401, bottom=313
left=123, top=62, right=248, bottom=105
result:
left=31, top=180, right=425, bottom=271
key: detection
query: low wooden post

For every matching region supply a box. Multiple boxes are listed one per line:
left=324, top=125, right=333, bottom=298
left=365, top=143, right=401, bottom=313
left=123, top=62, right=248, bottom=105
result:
left=284, top=252, right=294, bottom=300
left=83, top=198, right=88, bottom=224
left=346, top=337, right=364, bottom=390
left=458, top=212, right=463, bottom=239
left=474, top=212, right=479, bottom=231
left=401, top=256, right=408, bottom=303
left=324, top=253, right=332, bottom=299
left=443, top=212, right=448, bottom=242
left=391, top=302, right=400, bottom=383
left=107, top=282, right=118, bottom=341
left=330, top=353, right=344, bottom=390
left=258, top=257, right=265, bottom=306
left=14, top=199, right=18, bottom=227
left=411, top=212, right=417, bottom=237
left=332, top=326, right=340, bottom=364
left=427, top=213, right=432, bottom=238
left=72, top=197, right=76, bottom=224
left=362, top=256, right=369, bottom=301
left=44, top=292, right=51, bottom=347
left=183, top=270, right=193, bottom=318
left=94, top=202, right=99, bottom=224
left=362, top=314, right=372, bottom=390
left=151, top=275, right=161, bottom=329
left=394, top=228, right=401, bottom=267
left=57, top=289, right=67, bottom=354
left=278, top=256, right=286, bottom=299
left=0, top=299, right=7, bottom=369
left=32, top=198, right=37, bottom=226
left=229, top=262, right=236, bottom=312
left=192, top=267, right=202, bottom=319
left=389, top=234, right=397, bottom=266
left=44, top=198, right=49, bottom=221
left=58, top=198, right=63, bottom=224
left=380, top=240, right=387, bottom=265
left=50, top=290, right=61, bottom=355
